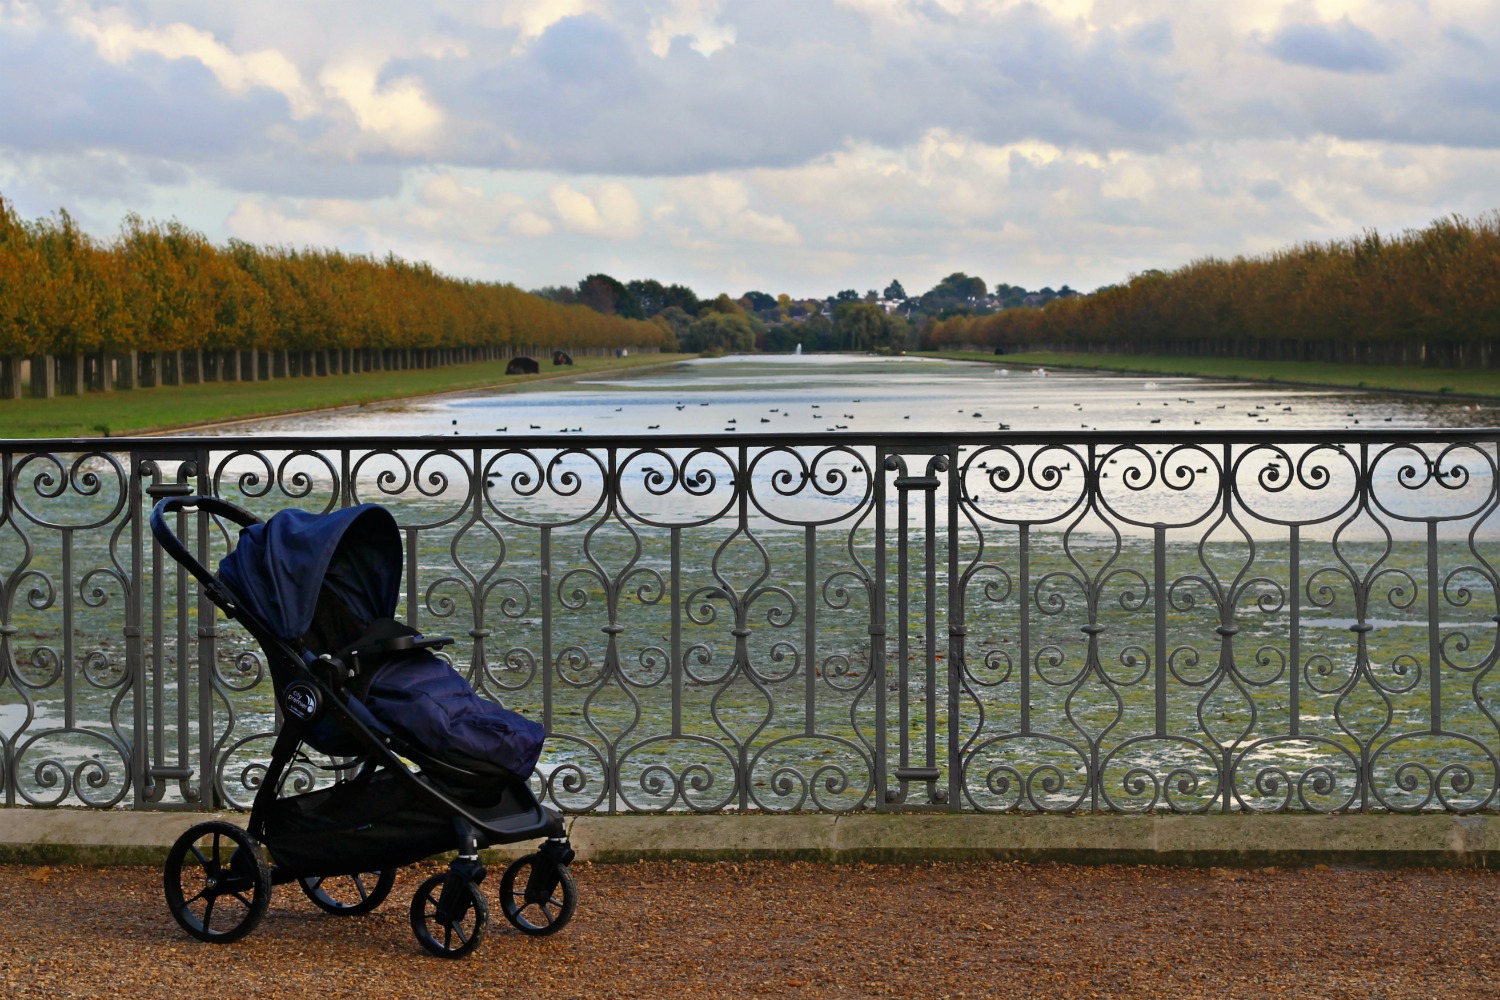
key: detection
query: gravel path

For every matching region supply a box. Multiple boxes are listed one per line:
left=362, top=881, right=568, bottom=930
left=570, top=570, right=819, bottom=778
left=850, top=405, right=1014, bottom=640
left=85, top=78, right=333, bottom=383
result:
left=3, top=859, right=1498, bottom=999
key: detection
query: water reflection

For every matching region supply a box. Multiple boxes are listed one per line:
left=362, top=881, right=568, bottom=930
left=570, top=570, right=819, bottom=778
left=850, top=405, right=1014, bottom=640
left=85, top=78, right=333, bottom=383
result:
left=212, top=354, right=1500, bottom=438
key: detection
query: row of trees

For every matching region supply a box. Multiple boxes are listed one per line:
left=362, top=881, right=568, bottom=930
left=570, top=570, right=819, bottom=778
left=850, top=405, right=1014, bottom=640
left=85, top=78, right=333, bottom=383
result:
left=542, top=274, right=919, bottom=354
left=0, top=196, right=664, bottom=361
left=538, top=274, right=915, bottom=355
left=924, top=214, right=1500, bottom=368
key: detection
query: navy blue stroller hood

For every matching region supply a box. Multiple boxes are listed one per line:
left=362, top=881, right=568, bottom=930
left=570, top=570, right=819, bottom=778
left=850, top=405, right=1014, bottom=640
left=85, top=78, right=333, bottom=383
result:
left=219, top=504, right=546, bottom=779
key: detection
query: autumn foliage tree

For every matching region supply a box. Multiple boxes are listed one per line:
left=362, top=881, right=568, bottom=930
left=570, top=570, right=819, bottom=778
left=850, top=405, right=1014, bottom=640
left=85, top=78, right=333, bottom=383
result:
left=924, top=214, right=1500, bottom=368
left=0, top=193, right=663, bottom=387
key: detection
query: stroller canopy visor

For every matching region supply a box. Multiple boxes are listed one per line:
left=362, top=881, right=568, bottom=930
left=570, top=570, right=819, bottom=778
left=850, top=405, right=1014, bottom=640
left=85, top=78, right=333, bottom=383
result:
left=218, top=504, right=401, bottom=641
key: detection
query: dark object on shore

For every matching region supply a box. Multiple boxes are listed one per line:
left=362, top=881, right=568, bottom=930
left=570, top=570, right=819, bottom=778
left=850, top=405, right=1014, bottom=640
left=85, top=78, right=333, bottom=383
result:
left=993, top=346, right=1006, bottom=355
left=506, top=356, right=540, bottom=375
left=552, top=350, right=573, bottom=366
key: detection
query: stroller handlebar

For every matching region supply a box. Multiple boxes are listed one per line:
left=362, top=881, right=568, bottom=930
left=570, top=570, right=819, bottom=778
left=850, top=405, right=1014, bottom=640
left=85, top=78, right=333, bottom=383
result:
left=149, top=495, right=262, bottom=607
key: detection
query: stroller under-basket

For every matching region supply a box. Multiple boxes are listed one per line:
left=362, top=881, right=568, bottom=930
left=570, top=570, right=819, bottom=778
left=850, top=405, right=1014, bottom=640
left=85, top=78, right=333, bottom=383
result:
left=151, top=495, right=577, bottom=958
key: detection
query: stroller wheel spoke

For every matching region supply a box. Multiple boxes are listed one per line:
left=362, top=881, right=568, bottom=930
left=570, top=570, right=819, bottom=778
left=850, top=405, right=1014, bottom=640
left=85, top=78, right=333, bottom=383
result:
left=299, top=870, right=395, bottom=916
left=410, top=873, right=487, bottom=959
left=162, top=821, right=271, bottom=945
left=499, top=854, right=578, bottom=937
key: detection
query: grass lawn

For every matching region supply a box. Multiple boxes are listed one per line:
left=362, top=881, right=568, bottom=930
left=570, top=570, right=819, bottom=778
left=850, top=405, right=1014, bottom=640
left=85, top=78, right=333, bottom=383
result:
left=0, top=353, right=691, bottom=439
left=918, top=350, right=1500, bottom=399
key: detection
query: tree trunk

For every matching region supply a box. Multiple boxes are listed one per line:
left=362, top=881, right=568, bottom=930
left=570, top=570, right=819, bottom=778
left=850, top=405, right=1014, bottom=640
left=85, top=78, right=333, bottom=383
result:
left=30, top=355, right=56, bottom=398
left=110, top=351, right=136, bottom=390
left=93, top=351, right=113, bottom=392
left=55, top=355, right=84, bottom=395
left=1, top=357, right=22, bottom=399
left=160, top=350, right=182, bottom=386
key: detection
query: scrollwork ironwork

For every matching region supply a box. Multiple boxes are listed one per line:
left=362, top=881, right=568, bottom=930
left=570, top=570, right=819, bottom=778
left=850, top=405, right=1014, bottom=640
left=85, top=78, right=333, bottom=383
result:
left=1, top=430, right=1497, bottom=814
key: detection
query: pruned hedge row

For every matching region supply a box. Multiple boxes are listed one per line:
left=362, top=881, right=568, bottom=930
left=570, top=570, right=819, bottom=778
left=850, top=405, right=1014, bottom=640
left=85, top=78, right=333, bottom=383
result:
left=0, top=196, right=662, bottom=395
left=924, top=213, right=1500, bottom=368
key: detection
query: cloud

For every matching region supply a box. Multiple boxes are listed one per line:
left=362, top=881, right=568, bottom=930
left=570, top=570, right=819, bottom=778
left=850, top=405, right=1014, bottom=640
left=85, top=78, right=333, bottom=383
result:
left=432, top=0, right=607, bottom=45
left=646, top=0, right=736, bottom=56
left=509, top=211, right=555, bottom=237
left=69, top=13, right=319, bottom=117
left=3, top=1, right=1500, bottom=301
left=418, top=0, right=1191, bottom=176
left=1265, top=17, right=1398, bottom=74
left=226, top=196, right=351, bottom=249
left=549, top=182, right=643, bottom=238
left=662, top=176, right=799, bottom=244
left=319, top=61, right=445, bottom=153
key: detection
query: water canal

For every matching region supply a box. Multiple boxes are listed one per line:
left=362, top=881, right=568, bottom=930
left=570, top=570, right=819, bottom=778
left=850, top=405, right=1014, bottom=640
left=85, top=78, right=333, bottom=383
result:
left=219, top=354, right=1500, bottom=438
left=6, top=355, right=1500, bottom=813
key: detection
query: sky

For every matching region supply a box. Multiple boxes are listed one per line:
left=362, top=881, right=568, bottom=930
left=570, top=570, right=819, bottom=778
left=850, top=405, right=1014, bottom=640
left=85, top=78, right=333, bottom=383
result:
left=3, top=0, right=1500, bottom=299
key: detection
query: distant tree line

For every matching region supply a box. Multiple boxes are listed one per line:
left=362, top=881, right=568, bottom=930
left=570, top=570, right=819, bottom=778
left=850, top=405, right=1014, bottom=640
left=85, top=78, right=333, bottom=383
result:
left=0, top=195, right=663, bottom=397
left=923, top=214, right=1500, bottom=368
left=536, top=270, right=1076, bottom=356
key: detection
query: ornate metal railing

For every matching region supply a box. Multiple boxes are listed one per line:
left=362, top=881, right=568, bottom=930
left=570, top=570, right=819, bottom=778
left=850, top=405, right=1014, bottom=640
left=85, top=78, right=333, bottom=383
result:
left=2, top=430, right=1498, bottom=814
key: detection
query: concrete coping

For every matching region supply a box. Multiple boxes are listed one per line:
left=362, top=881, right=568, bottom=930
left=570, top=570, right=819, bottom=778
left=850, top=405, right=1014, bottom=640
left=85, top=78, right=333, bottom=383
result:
left=2, top=809, right=1499, bottom=868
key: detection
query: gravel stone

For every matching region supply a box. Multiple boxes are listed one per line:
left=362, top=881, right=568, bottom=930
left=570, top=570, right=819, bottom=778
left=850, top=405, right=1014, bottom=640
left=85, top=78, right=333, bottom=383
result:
left=2, top=859, right=1497, bottom=998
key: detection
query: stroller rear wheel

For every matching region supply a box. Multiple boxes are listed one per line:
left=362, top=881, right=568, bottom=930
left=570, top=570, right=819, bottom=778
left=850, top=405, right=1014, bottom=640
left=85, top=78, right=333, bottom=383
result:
left=298, top=869, right=397, bottom=916
left=499, top=853, right=577, bottom=936
left=162, top=821, right=272, bottom=944
left=409, top=872, right=488, bottom=958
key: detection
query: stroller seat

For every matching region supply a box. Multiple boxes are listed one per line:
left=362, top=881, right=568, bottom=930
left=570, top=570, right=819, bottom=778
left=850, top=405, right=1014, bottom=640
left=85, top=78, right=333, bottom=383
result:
left=217, top=503, right=547, bottom=782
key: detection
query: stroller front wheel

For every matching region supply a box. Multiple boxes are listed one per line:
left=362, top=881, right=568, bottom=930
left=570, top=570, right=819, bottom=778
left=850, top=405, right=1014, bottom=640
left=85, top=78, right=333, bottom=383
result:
left=499, top=853, right=577, bottom=936
left=409, top=872, right=488, bottom=958
left=298, top=869, right=397, bottom=916
left=162, top=821, right=272, bottom=944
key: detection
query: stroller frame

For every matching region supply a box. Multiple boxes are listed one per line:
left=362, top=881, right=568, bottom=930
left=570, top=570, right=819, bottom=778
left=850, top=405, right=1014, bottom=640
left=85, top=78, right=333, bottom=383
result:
left=152, top=495, right=577, bottom=958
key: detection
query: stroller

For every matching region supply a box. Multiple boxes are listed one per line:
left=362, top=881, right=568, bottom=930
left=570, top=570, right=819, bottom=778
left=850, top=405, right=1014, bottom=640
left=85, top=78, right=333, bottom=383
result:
left=152, top=495, right=577, bottom=958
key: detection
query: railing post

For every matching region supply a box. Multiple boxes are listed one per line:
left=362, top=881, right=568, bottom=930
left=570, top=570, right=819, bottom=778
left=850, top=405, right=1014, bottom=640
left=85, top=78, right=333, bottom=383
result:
left=883, top=450, right=948, bottom=806
left=873, top=448, right=889, bottom=810
left=946, top=444, right=962, bottom=811
left=137, top=452, right=201, bottom=807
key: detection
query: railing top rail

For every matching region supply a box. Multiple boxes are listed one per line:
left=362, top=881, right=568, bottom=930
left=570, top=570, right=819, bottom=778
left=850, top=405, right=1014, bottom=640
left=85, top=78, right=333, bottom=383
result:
left=6, top=427, right=1500, bottom=450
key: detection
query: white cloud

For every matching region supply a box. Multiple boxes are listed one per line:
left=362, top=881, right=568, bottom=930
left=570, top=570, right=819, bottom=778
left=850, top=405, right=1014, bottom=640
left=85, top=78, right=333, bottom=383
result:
left=663, top=176, right=799, bottom=244
left=319, top=61, right=445, bottom=152
left=225, top=196, right=348, bottom=248
left=646, top=0, right=735, bottom=56
left=509, top=211, right=555, bottom=237
left=69, top=13, right=318, bottom=118
left=549, top=182, right=643, bottom=239
left=3, top=0, right=1500, bottom=300
left=0, top=1, right=44, bottom=30
left=440, top=0, right=607, bottom=42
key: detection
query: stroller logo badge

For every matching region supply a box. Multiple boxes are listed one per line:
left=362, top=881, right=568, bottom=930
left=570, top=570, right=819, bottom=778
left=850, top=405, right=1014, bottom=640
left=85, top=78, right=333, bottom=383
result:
left=285, top=682, right=321, bottom=721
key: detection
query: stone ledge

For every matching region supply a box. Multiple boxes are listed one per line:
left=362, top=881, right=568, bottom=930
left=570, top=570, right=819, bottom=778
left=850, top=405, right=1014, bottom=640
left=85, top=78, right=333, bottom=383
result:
left=5, top=808, right=1500, bottom=868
